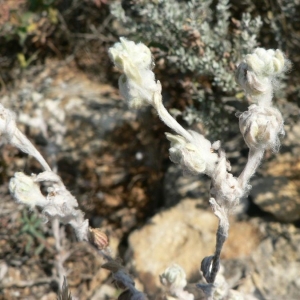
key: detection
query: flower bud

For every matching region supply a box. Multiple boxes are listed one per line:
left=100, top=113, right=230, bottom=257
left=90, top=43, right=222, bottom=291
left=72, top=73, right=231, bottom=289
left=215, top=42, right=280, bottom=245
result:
left=160, top=264, right=187, bottom=290
left=245, top=48, right=285, bottom=76
left=108, top=37, right=152, bottom=83
left=9, top=172, right=47, bottom=208
left=166, top=133, right=206, bottom=175
left=235, top=61, right=270, bottom=96
left=109, top=38, right=158, bottom=108
left=239, top=104, right=284, bottom=151
left=236, top=48, right=288, bottom=99
left=89, top=227, right=109, bottom=250
left=166, top=130, right=218, bottom=176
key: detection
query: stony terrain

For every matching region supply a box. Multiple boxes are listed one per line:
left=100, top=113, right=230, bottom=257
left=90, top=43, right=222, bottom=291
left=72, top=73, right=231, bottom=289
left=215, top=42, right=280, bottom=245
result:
left=0, top=58, right=300, bottom=300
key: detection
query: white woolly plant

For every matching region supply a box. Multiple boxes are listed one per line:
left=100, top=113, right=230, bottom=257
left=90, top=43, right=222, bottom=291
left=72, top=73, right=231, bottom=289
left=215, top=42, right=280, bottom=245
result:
left=0, top=104, right=147, bottom=300
left=0, top=104, right=89, bottom=242
left=160, top=264, right=194, bottom=300
left=235, top=48, right=287, bottom=191
left=109, top=38, right=289, bottom=299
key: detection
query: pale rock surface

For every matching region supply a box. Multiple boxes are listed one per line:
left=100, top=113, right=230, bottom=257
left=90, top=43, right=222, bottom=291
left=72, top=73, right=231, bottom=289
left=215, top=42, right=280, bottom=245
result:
left=90, top=284, right=117, bottom=300
left=126, top=199, right=218, bottom=294
left=251, top=121, right=300, bottom=222
left=249, top=221, right=300, bottom=299
left=221, top=220, right=300, bottom=299
left=125, top=199, right=262, bottom=296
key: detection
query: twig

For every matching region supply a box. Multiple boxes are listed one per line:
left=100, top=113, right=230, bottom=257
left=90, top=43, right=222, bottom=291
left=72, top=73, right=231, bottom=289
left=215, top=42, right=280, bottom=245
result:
left=52, top=218, right=67, bottom=290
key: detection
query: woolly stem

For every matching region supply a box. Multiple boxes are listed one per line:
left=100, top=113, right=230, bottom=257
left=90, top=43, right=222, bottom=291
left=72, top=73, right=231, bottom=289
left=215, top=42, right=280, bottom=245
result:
left=11, top=128, right=51, bottom=172
left=52, top=219, right=67, bottom=291
left=210, top=218, right=228, bottom=283
left=251, top=81, right=273, bottom=107
left=152, top=84, right=193, bottom=142
left=201, top=198, right=229, bottom=284
left=238, top=148, right=264, bottom=190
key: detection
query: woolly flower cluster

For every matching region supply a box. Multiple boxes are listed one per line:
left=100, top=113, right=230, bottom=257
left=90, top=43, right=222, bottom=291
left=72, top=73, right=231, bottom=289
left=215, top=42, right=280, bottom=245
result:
left=238, top=104, right=284, bottom=151
left=9, top=171, right=89, bottom=241
left=160, top=264, right=187, bottom=290
left=235, top=48, right=288, bottom=151
left=160, top=264, right=194, bottom=300
left=9, top=173, right=47, bottom=208
left=246, top=48, right=285, bottom=76
left=235, top=48, right=287, bottom=101
left=109, top=38, right=218, bottom=179
left=166, top=131, right=218, bottom=177
left=108, top=37, right=158, bottom=108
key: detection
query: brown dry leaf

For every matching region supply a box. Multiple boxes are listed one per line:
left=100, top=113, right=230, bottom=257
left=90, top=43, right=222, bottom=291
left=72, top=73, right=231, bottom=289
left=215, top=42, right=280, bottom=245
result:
left=89, top=227, right=109, bottom=250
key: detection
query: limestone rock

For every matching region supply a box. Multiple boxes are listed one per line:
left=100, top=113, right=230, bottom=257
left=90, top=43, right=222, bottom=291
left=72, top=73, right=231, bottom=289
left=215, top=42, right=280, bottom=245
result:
left=125, top=199, right=218, bottom=295
left=249, top=222, right=300, bottom=299
left=125, top=199, right=262, bottom=296
left=250, top=120, right=300, bottom=222
left=251, top=152, right=300, bottom=222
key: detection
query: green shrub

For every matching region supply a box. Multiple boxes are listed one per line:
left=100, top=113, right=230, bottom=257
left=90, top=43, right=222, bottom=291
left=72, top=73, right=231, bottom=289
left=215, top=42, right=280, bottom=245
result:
left=110, top=0, right=262, bottom=136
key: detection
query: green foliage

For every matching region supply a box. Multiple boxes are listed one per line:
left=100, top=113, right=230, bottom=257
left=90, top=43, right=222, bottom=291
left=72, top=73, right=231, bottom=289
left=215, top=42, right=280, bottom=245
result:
left=19, top=209, right=46, bottom=255
left=0, top=0, right=112, bottom=85
left=110, top=0, right=262, bottom=136
left=0, top=1, right=59, bottom=69
left=0, top=1, right=58, bottom=45
left=28, top=0, right=56, bottom=11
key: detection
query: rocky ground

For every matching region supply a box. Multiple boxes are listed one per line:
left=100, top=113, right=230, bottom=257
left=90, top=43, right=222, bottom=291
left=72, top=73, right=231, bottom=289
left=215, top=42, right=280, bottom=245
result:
left=0, top=58, right=300, bottom=300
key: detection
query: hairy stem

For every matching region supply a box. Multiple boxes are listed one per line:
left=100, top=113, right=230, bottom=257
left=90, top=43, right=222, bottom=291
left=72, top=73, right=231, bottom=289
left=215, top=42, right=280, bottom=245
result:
left=152, top=87, right=193, bottom=142
left=11, top=128, right=51, bottom=172
left=201, top=198, right=229, bottom=284
left=52, top=219, right=67, bottom=291
left=209, top=218, right=228, bottom=283
left=238, top=147, right=264, bottom=190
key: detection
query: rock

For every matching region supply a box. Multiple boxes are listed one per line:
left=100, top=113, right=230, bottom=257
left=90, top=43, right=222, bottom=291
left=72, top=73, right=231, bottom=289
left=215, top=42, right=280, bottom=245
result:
left=222, top=219, right=262, bottom=260
left=250, top=120, right=300, bottom=222
left=249, top=221, right=300, bottom=299
left=90, top=284, right=117, bottom=300
left=125, top=198, right=262, bottom=296
left=125, top=199, right=218, bottom=295
left=251, top=152, right=300, bottom=222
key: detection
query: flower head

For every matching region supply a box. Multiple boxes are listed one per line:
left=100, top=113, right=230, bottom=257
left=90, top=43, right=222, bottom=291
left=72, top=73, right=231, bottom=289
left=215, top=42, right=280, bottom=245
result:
left=109, top=38, right=158, bottom=108
left=166, top=133, right=206, bottom=175
left=245, top=48, right=285, bottom=77
left=108, top=37, right=153, bottom=82
left=166, top=130, right=218, bottom=176
left=160, top=264, right=187, bottom=290
left=239, top=104, right=284, bottom=151
left=9, top=172, right=47, bottom=208
left=236, top=48, right=289, bottom=104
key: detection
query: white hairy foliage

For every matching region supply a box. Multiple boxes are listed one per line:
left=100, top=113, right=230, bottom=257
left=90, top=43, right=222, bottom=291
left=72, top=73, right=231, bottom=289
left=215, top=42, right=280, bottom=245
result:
left=108, top=38, right=289, bottom=299
left=0, top=36, right=289, bottom=300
